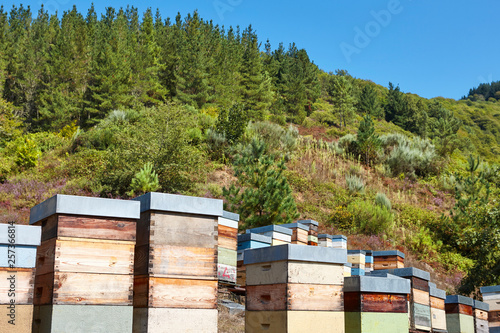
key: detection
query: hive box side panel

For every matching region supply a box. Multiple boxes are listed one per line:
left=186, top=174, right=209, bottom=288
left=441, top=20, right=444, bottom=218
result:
left=245, top=311, right=287, bottom=333
left=287, top=283, right=343, bottom=311
left=34, top=304, right=133, bottom=333
left=217, top=264, right=236, bottom=284
left=0, top=304, right=32, bottom=333
left=412, top=302, right=431, bottom=331
left=474, top=308, right=488, bottom=321
left=446, top=313, right=468, bottom=333
left=133, top=308, right=217, bottom=333
left=57, top=215, right=137, bottom=241
left=413, top=288, right=430, bottom=306
left=488, top=300, right=500, bottom=311
left=34, top=272, right=54, bottom=305
left=475, top=318, right=489, bottom=333
left=135, top=212, right=151, bottom=247
left=356, top=312, right=409, bottom=333
left=149, top=277, right=217, bottom=309
left=218, top=236, right=237, bottom=251
left=459, top=314, right=474, bottom=333
left=360, top=293, right=408, bottom=313
left=246, top=284, right=287, bottom=311
left=0, top=269, right=34, bottom=304
left=151, top=212, right=217, bottom=248
left=431, top=296, right=445, bottom=310
left=149, top=245, right=217, bottom=278
left=218, top=247, right=237, bottom=267
left=218, top=225, right=237, bottom=247
left=345, top=312, right=361, bottom=333
left=52, top=272, right=133, bottom=305
left=431, top=308, right=447, bottom=331
left=35, top=239, right=56, bottom=276
left=288, top=261, right=344, bottom=285
left=287, top=311, right=345, bottom=333
left=246, top=261, right=288, bottom=286
left=0, top=245, right=38, bottom=268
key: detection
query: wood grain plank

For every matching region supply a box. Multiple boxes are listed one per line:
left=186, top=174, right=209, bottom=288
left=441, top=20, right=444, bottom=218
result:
left=246, top=284, right=287, bottom=311
left=133, top=275, right=150, bottom=308
left=474, top=308, right=488, bottom=321
left=490, top=310, right=500, bottom=323
left=57, top=215, right=137, bottom=241
left=34, top=272, right=54, bottom=305
left=430, top=296, right=445, bottom=310
left=431, top=308, right=447, bottom=330
left=0, top=269, right=35, bottom=304
left=412, top=288, right=430, bottom=306
left=218, top=236, right=237, bottom=251
left=361, top=293, right=408, bottom=313
left=411, top=276, right=430, bottom=292
left=148, top=277, right=217, bottom=309
left=35, top=238, right=56, bottom=276
left=218, top=225, right=237, bottom=240
left=292, top=229, right=308, bottom=243
left=412, top=302, right=431, bottom=329
left=287, top=284, right=343, bottom=311
left=446, top=303, right=473, bottom=316
left=149, top=245, right=217, bottom=278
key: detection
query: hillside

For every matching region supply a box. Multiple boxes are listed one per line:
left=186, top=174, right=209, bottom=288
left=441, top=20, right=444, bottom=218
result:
left=0, top=6, right=499, bottom=295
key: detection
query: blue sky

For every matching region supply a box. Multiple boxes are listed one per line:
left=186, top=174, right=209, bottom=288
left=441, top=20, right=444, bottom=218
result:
left=3, top=0, right=499, bottom=100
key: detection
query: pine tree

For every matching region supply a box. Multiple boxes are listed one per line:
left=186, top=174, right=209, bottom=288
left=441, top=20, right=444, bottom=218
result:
left=384, top=82, right=405, bottom=124
left=359, top=84, right=382, bottom=118
left=223, top=138, right=299, bottom=230
left=328, top=72, right=356, bottom=128
left=355, top=114, right=381, bottom=166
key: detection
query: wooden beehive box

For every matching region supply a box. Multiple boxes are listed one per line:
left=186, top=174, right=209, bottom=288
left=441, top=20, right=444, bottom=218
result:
left=132, top=192, right=222, bottom=333
left=473, top=299, right=489, bottom=333
left=364, top=250, right=373, bottom=273
left=429, top=282, right=447, bottom=333
left=280, top=222, right=308, bottom=245
left=372, top=250, right=405, bottom=270
left=297, top=219, right=319, bottom=245
left=480, top=285, right=500, bottom=333
left=318, top=234, right=333, bottom=248
left=344, top=273, right=411, bottom=333
left=246, top=225, right=292, bottom=246
left=445, top=295, right=474, bottom=333
left=0, top=223, right=41, bottom=333
left=217, top=211, right=238, bottom=284
left=372, top=267, right=432, bottom=331
left=344, top=263, right=352, bottom=277
left=348, top=250, right=366, bottom=276
left=237, top=233, right=272, bottom=287
left=332, top=235, right=348, bottom=249
left=30, top=194, right=140, bottom=333
left=244, top=244, right=347, bottom=333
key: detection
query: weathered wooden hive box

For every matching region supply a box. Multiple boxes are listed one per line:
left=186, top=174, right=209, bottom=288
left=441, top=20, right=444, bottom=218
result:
left=428, top=282, right=447, bottom=333
left=0, top=223, right=41, bottom=333
left=480, top=285, right=500, bottom=333
left=332, top=235, right=348, bottom=249
left=347, top=250, right=366, bottom=276
left=364, top=250, right=373, bottom=273
left=344, top=262, right=352, bottom=277
left=244, top=244, right=347, bottom=333
left=297, top=219, right=318, bottom=246
left=280, top=222, right=309, bottom=245
left=318, top=234, right=333, bottom=248
left=217, top=211, right=238, bottom=284
left=246, top=225, right=292, bottom=246
left=473, top=299, right=489, bottom=333
left=373, top=267, right=432, bottom=332
left=445, top=295, right=474, bottom=333
left=344, top=273, right=411, bottom=333
left=132, top=192, right=222, bottom=333
left=30, top=194, right=140, bottom=333
left=372, top=250, right=405, bottom=270
left=237, top=233, right=271, bottom=287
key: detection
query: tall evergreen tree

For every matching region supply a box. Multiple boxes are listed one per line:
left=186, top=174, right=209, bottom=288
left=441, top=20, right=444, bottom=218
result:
left=355, top=114, right=381, bottom=166
left=359, top=84, right=382, bottom=118
left=384, top=82, right=405, bottom=124
left=328, top=72, right=356, bottom=128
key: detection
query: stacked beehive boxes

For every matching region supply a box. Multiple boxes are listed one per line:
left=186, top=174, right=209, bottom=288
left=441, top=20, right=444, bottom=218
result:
left=473, top=300, right=489, bottom=333
left=318, top=234, right=333, bottom=247
left=217, top=211, right=238, bottom=285
left=364, top=250, right=373, bottom=273
left=480, top=285, right=500, bottom=333
left=332, top=235, right=348, bottom=249
left=344, top=263, right=352, bottom=277
left=347, top=250, right=366, bottom=276
left=445, top=295, right=474, bottom=333
left=374, top=267, right=432, bottom=332
left=237, top=233, right=271, bottom=287
left=344, top=273, right=411, bottom=333
left=297, top=220, right=318, bottom=246
left=0, top=223, right=41, bottom=333
left=281, top=223, right=308, bottom=245
left=246, top=225, right=292, bottom=246
left=372, top=250, right=405, bottom=270
left=132, top=192, right=221, bottom=333
left=428, top=282, right=447, bottom=333
left=30, top=194, right=139, bottom=333
left=245, top=244, right=347, bottom=332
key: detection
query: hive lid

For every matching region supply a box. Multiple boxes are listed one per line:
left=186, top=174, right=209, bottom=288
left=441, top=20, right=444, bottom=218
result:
left=446, top=295, right=473, bottom=306
left=480, top=285, right=500, bottom=294
left=279, top=222, right=309, bottom=231
left=30, top=194, right=140, bottom=224
left=429, top=284, right=446, bottom=299
left=133, top=192, right=223, bottom=216
left=372, top=250, right=405, bottom=258
left=222, top=210, right=239, bottom=221
left=318, top=234, right=347, bottom=241
left=344, top=275, right=411, bottom=294
left=364, top=250, right=373, bottom=255
left=348, top=250, right=366, bottom=255
left=237, top=233, right=272, bottom=244
left=373, top=267, right=430, bottom=281
left=218, top=216, right=238, bottom=229
left=473, top=299, right=490, bottom=311
left=245, top=224, right=293, bottom=236
left=297, top=219, right=319, bottom=226
left=0, top=224, right=42, bottom=246
left=243, top=244, right=347, bottom=265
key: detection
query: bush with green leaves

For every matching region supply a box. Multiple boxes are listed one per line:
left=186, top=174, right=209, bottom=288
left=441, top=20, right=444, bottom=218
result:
left=345, top=175, right=365, bottom=194
left=128, top=162, right=160, bottom=197
left=347, top=200, right=394, bottom=235
left=375, top=192, right=392, bottom=211
left=5, top=135, right=42, bottom=169
left=245, top=121, right=298, bottom=157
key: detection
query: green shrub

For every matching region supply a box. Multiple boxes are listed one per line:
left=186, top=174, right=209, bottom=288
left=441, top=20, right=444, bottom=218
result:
left=7, top=135, right=42, bottom=169
left=310, top=111, right=336, bottom=126
left=245, top=121, right=298, bottom=156
left=301, top=117, right=317, bottom=129
left=328, top=205, right=354, bottom=231
left=128, top=162, right=160, bottom=197
left=375, top=192, right=392, bottom=211
left=206, top=129, right=228, bottom=161
left=345, top=175, right=365, bottom=194
left=347, top=200, right=394, bottom=235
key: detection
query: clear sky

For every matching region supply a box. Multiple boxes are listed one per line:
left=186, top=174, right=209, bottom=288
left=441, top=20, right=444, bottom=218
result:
left=3, top=0, right=499, bottom=100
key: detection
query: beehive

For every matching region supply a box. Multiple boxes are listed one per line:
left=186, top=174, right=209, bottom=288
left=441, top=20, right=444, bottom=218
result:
left=217, top=211, right=238, bottom=284
left=344, top=273, right=411, bottom=333
left=297, top=219, right=318, bottom=246
left=132, top=192, right=221, bottom=333
left=237, top=233, right=271, bottom=287
left=245, top=244, right=347, bottom=333
left=473, top=299, right=489, bottom=333
left=30, top=194, right=139, bottom=333
left=331, top=235, right=348, bottom=249
left=373, top=267, right=432, bottom=331
left=246, top=225, right=292, bottom=246
left=372, top=250, right=405, bottom=270
left=281, top=223, right=308, bottom=245
left=445, top=295, right=474, bottom=333
left=429, top=282, right=447, bottom=333
left=0, top=223, right=41, bottom=333
left=344, top=263, right=352, bottom=277
left=364, top=250, right=373, bottom=273
left=318, top=234, right=333, bottom=248
left=480, top=285, right=500, bottom=333
left=347, top=250, right=366, bottom=276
